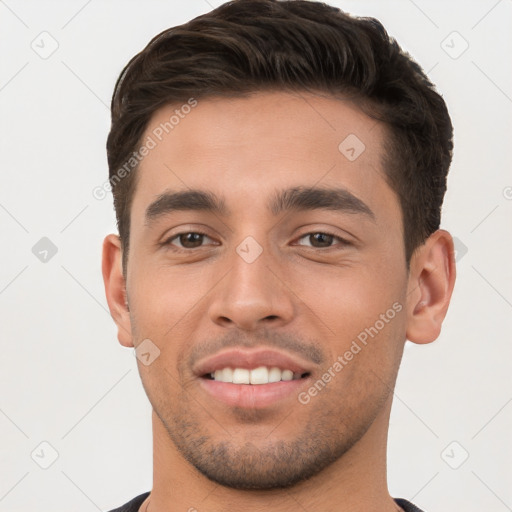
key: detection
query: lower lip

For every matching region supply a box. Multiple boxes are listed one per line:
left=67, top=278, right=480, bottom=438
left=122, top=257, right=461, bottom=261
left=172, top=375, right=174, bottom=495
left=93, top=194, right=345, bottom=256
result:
left=198, top=377, right=309, bottom=408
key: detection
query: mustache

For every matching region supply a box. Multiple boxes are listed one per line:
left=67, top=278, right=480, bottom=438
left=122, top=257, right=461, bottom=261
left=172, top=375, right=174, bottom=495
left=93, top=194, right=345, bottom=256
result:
left=187, top=328, right=326, bottom=369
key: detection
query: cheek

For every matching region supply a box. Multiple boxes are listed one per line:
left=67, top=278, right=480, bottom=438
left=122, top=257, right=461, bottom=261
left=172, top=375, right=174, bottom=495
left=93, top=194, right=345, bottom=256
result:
left=290, top=259, right=405, bottom=335
left=287, top=254, right=407, bottom=385
left=300, top=308, right=406, bottom=425
left=129, top=261, right=208, bottom=329
left=128, top=264, right=217, bottom=385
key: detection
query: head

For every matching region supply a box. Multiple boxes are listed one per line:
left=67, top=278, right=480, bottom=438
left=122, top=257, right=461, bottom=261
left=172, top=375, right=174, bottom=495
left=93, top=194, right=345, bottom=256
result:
left=103, top=0, right=456, bottom=491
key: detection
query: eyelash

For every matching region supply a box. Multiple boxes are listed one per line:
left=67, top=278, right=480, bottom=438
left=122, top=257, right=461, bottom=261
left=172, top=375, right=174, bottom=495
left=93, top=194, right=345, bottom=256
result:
left=161, top=230, right=351, bottom=252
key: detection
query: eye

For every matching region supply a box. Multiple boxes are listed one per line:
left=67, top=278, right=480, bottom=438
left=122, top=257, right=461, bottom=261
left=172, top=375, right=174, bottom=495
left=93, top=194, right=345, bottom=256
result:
left=162, top=230, right=350, bottom=251
left=295, top=231, right=350, bottom=249
left=163, top=231, right=215, bottom=250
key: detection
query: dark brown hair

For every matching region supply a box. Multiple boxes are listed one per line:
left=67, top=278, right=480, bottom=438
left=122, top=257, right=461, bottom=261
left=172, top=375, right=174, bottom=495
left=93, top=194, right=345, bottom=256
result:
left=106, top=0, right=453, bottom=275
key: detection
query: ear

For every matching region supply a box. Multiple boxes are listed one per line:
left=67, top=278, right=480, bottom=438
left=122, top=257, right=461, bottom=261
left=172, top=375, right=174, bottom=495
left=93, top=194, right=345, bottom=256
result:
left=405, top=229, right=456, bottom=344
left=101, top=234, right=133, bottom=347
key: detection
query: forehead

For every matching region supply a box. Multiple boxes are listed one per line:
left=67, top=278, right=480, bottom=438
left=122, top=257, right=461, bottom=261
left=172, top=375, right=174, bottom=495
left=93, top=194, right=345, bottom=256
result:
left=131, top=91, right=397, bottom=220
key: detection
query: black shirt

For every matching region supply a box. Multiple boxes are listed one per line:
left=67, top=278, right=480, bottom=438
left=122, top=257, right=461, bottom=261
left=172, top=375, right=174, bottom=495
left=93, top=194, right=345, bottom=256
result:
left=107, top=492, right=425, bottom=511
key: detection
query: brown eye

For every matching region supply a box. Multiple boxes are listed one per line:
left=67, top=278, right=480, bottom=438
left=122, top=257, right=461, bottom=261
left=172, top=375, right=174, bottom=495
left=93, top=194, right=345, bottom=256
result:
left=165, top=232, right=213, bottom=250
left=178, top=233, right=204, bottom=248
left=296, top=232, right=349, bottom=249
left=309, top=233, right=334, bottom=248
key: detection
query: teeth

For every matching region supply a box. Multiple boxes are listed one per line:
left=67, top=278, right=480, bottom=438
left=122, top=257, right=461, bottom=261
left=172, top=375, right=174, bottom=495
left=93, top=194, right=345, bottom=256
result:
left=250, top=366, right=268, bottom=384
left=232, top=368, right=250, bottom=384
left=210, top=366, right=306, bottom=384
left=281, top=369, right=293, bottom=381
left=268, top=367, right=282, bottom=383
left=214, top=368, right=232, bottom=382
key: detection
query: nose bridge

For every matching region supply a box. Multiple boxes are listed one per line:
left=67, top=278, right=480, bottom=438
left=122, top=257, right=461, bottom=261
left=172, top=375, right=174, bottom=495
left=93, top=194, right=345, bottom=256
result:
left=208, top=234, right=294, bottom=330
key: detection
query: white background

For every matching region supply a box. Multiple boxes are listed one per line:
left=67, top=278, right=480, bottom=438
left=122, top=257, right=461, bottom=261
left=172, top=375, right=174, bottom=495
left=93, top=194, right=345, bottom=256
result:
left=1, top=1, right=511, bottom=511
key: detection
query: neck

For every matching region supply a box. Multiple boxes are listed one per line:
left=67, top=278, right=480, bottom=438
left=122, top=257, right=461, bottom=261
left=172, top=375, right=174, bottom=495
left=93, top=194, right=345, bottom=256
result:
left=144, top=395, right=400, bottom=512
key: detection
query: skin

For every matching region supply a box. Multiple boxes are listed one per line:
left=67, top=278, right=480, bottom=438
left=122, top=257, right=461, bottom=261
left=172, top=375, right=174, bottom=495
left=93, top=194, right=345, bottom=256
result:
left=102, top=91, right=456, bottom=512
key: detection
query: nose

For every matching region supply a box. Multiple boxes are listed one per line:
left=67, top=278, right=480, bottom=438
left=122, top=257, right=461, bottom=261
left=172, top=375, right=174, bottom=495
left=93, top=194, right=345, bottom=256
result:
left=207, top=241, right=295, bottom=331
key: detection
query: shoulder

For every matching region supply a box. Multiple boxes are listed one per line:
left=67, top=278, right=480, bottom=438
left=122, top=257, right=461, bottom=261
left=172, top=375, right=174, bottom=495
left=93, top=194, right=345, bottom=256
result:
left=105, top=491, right=150, bottom=512
left=395, top=498, right=423, bottom=512
left=395, top=498, right=426, bottom=512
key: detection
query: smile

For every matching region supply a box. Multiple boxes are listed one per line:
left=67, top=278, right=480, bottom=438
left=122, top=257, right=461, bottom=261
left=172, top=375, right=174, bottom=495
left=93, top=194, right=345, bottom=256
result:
left=205, top=366, right=310, bottom=384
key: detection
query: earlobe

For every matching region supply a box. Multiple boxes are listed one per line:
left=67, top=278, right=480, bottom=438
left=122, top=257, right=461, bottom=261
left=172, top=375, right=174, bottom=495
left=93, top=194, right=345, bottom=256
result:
left=101, top=234, right=133, bottom=347
left=406, top=229, right=456, bottom=345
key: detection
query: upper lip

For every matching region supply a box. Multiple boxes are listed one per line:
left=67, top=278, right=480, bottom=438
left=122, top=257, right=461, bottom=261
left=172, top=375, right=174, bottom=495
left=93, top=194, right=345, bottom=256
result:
left=193, top=348, right=314, bottom=377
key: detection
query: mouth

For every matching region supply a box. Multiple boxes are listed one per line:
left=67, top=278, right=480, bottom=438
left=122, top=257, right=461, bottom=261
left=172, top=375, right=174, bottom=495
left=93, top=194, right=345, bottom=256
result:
left=202, top=366, right=311, bottom=384
left=194, top=348, right=314, bottom=408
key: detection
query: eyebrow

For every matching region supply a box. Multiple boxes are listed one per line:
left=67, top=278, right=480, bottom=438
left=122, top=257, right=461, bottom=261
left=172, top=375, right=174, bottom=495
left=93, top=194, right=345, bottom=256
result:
left=269, top=186, right=375, bottom=220
left=144, top=186, right=375, bottom=226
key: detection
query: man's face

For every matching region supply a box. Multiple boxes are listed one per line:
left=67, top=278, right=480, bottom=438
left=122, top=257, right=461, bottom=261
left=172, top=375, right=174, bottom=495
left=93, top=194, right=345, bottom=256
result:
left=124, top=91, right=410, bottom=489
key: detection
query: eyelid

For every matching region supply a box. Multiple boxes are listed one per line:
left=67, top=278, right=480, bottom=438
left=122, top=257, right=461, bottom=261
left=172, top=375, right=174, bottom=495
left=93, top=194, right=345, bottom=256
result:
left=159, top=223, right=212, bottom=240
left=162, top=230, right=214, bottom=248
left=160, top=227, right=354, bottom=251
left=293, top=231, right=352, bottom=248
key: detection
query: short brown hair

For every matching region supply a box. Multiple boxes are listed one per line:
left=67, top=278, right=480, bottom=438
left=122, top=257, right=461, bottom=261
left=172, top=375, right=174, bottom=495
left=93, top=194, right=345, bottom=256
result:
left=106, top=0, right=453, bottom=275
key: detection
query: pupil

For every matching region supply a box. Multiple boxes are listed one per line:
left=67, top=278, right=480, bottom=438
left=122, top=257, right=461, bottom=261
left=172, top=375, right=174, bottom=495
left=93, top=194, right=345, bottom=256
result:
left=311, top=233, right=333, bottom=247
left=181, top=233, right=203, bottom=248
